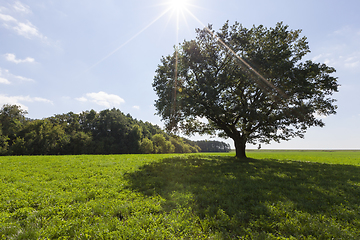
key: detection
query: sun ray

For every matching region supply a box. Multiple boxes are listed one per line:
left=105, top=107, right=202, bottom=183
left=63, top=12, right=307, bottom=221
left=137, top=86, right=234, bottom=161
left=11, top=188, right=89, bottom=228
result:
left=183, top=7, right=288, bottom=100
left=81, top=7, right=172, bottom=74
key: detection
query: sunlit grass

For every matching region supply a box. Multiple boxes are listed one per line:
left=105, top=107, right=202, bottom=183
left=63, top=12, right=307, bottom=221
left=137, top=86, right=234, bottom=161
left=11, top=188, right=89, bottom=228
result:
left=246, top=150, right=360, bottom=165
left=1, top=151, right=360, bottom=239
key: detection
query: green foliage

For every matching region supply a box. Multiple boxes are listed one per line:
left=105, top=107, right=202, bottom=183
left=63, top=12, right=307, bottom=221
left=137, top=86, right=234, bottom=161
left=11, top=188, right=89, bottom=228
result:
left=127, top=125, right=142, bottom=153
left=140, top=138, right=154, bottom=154
left=152, top=134, right=175, bottom=154
left=153, top=22, right=339, bottom=158
left=0, top=104, right=27, bottom=145
left=68, top=131, right=93, bottom=155
left=0, top=125, right=9, bottom=155
left=0, top=152, right=359, bottom=239
left=0, top=105, right=199, bottom=155
left=170, top=136, right=200, bottom=153
left=196, top=140, right=231, bottom=152
left=10, top=119, right=70, bottom=155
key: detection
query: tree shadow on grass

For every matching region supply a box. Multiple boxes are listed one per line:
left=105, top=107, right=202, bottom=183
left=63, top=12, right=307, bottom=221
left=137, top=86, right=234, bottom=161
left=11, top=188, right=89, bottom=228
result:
left=124, top=155, right=360, bottom=237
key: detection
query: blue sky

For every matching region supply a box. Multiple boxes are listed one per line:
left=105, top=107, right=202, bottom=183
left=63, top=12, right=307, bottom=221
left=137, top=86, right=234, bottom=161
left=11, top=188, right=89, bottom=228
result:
left=0, top=0, right=359, bottom=149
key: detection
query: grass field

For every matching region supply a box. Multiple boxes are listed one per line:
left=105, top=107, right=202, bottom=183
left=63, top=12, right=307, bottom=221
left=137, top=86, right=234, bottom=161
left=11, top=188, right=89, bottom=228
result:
left=247, top=150, right=360, bottom=165
left=1, top=151, right=360, bottom=239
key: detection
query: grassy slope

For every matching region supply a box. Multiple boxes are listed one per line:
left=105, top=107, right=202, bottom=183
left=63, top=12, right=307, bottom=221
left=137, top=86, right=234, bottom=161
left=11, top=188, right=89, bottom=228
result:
left=0, top=151, right=359, bottom=239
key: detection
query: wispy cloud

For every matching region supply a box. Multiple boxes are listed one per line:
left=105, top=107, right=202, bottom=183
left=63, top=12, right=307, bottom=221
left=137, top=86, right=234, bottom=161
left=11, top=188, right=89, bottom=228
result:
left=16, top=75, right=34, bottom=82
left=0, top=1, right=47, bottom=42
left=76, top=97, right=87, bottom=103
left=342, top=55, right=360, bottom=69
left=0, top=94, right=53, bottom=111
left=312, top=26, right=360, bottom=71
left=333, top=26, right=360, bottom=36
left=76, top=91, right=125, bottom=108
left=0, top=13, right=46, bottom=40
left=12, top=1, right=31, bottom=14
left=4, top=53, right=35, bottom=63
left=0, top=67, right=35, bottom=83
left=323, top=53, right=360, bottom=70
left=0, top=77, right=11, bottom=84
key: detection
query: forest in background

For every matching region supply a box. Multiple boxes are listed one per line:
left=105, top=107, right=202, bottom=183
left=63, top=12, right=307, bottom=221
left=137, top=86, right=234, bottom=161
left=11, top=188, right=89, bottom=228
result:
left=0, top=104, right=230, bottom=156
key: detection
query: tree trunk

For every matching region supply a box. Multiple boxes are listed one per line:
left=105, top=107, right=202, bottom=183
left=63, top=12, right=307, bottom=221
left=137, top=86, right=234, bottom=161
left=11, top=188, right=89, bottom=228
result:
left=233, top=134, right=247, bottom=158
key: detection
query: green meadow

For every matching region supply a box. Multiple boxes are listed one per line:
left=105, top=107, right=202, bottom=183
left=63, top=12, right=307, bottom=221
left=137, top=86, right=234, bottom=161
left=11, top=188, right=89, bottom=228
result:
left=246, top=150, right=360, bottom=165
left=1, top=151, right=360, bottom=239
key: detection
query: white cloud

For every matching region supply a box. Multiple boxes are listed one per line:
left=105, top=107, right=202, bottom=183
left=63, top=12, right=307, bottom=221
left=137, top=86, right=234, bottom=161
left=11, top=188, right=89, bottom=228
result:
left=4, top=53, right=35, bottom=63
left=76, top=97, right=88, bottom=102
left=32, top=97, right=52, bottom=103
left=15, top=75, right=34, bottom=82
left=311, top=54, right=323, bottom=62
left=0, top=13, right=17, bottom=22
left=343, top=56, right=360, bottom=69
left=133, top=105, right=140, bottom=110
left=0, top=77, right=11, bottom=84
left=333, top=26, right=351, bottom=36
left=0, top=5, right=47, bottom=41
left=0, top=67, right=34, bottom=83
left=15, top=20, right=44, bottom=39
left=312, top=26, right=360, bottom=71
left=13, top=1, right=31, bottom=14
left=345, top=61, right=360, bottom=69
left=322, top=52, right=360, bottom=70
left=76, top=91, right=125, bottom=108
left=0, top=94, right=53, bottom=111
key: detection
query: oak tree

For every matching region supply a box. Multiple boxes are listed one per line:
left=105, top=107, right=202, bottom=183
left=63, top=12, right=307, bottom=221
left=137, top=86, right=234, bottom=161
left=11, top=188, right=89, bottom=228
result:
left=152, top=22, right=339, bottom=158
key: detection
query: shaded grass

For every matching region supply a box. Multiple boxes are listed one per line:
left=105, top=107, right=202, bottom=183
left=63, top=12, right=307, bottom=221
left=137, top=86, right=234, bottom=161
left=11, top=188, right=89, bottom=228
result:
left=125, top=154, right=360, bottom=239
left=0, top=152, right=360, bottom=239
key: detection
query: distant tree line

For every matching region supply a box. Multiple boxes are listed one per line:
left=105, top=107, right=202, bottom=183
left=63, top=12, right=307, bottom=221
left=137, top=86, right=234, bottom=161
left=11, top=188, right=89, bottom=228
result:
left=195, top=140, right=231, bottom=152
left=0, top=104, right=202, bottom=156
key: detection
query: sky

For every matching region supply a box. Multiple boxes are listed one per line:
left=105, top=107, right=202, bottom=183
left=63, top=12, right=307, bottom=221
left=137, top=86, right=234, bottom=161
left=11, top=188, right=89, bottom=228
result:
left=0, top=0, right=359, bottom=149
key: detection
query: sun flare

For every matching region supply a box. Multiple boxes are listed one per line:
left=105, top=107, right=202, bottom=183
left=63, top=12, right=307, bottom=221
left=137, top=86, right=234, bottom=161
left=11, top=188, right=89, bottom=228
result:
left=169, top=0, right=188, bottom=11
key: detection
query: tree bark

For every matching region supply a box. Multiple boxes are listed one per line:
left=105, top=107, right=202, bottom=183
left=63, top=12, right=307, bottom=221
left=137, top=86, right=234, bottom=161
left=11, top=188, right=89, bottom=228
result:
left=233, top=134, right=247, bottom=158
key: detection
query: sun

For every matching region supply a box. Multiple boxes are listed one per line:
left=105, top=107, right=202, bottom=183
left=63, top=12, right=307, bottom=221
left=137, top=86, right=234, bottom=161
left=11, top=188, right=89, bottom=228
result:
left=169, top=0, right=189, bottom=11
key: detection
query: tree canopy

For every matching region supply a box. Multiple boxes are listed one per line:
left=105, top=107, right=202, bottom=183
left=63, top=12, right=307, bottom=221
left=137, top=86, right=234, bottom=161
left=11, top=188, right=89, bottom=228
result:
left=0, top=104, right=201, bottom=155
left=196, top=140, right=231, bottom=152
left=152, top=21, right=339, bottom=158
